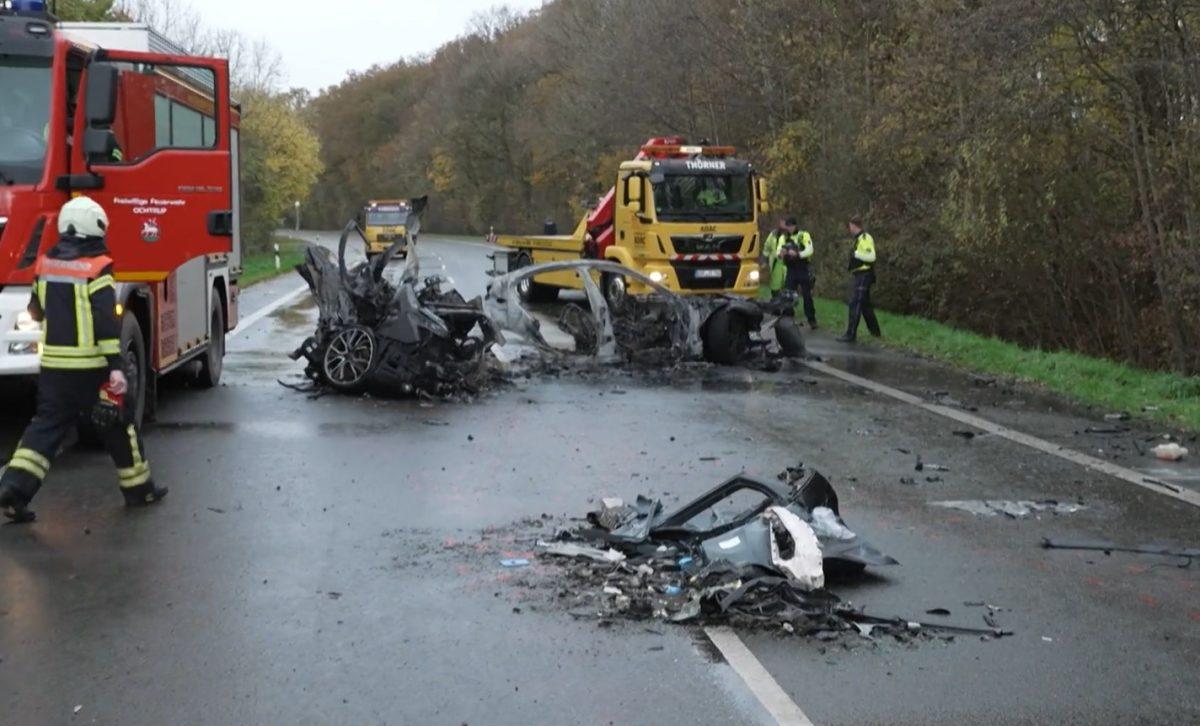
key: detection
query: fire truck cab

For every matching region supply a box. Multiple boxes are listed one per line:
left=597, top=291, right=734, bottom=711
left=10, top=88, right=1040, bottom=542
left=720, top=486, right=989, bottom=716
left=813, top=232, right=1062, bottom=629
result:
left=0, top=6, right=241, bottom=424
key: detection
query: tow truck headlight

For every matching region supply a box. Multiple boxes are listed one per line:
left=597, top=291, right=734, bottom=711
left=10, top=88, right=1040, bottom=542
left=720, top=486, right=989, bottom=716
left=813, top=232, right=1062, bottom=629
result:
left=16, top=311, right=40, bottom=332
left=748, top=269, right=761, bottom=284
left=649, top=271, right=666, bottom=284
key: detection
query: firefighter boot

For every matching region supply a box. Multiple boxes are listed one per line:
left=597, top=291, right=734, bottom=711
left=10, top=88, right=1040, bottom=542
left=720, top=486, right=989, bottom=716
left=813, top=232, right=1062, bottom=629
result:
left=0, top=483, right=36, bottom=523
left=122, top=481, right=169, bottom=508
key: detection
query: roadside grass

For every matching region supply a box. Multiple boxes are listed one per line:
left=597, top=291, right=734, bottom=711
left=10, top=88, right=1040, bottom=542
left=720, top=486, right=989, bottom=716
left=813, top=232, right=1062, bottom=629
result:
left=241, top=236, right=307, bottom=288
left=811, top=297, right=1200, bottom=431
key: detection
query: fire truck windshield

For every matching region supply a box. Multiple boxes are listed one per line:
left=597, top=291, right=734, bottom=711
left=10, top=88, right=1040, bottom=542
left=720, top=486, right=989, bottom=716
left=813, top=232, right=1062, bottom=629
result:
left=0, top=57, right=52, bottom=185
left=652, top=173, right=753, bottom=222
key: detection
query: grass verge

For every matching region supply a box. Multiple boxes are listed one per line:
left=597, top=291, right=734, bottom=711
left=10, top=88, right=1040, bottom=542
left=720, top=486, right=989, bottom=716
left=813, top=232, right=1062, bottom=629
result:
left=241, top=237, right=307, bottom=288
left=811, top=297, right=1200, bottom=431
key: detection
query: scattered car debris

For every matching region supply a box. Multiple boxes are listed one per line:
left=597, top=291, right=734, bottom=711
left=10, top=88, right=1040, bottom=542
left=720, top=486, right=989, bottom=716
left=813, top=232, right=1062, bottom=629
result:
left=1041, top=538, right=1198, bottom=562
left=485, top=257, right=806, bottom=367
left=289, top=198, right=502, bottom=398
left=536, top=541, right=626, bottom=563
left=500, top=558, right=531, bottom=568
left=520, top=464, right=1009, bottom=642
left=932, top=500, right=1086, bottom=518
left=1104, top=412, right=1131, bottom=422
left=1151, top=443, right=1189, bottom=461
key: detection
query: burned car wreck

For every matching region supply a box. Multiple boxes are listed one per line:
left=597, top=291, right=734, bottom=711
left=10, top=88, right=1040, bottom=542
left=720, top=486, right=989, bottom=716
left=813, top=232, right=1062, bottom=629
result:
left=291, top=197, right=501, bottom=397
left=485, top=257, right=806, bottom=366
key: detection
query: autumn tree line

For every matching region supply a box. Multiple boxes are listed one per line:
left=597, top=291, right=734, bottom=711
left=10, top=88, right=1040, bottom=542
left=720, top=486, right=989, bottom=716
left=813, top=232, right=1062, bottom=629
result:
left=306, top=0, right=1200, bottom=374
left=56, top=0, right=322, bottom=253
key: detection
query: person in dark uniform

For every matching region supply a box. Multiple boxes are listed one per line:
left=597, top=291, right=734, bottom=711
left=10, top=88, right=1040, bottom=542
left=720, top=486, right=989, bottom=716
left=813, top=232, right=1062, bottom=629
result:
left=0, top=197, right=167, bottom=523
left=836, top=216, right=881, bottom=342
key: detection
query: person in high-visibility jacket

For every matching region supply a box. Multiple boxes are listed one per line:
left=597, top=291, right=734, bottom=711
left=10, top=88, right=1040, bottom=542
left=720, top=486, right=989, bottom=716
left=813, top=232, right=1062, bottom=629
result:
left=0, top=197, right=167, bottom=523
left=764, top=216, right=818, bottom=328
left=837, top=216, right=881, bottom=342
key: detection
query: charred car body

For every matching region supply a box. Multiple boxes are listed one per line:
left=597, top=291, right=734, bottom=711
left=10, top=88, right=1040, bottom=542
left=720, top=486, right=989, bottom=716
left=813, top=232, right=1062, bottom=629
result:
left=291, top=197, right=500, bottom=397
left=485, top=255, right=807, bottom=365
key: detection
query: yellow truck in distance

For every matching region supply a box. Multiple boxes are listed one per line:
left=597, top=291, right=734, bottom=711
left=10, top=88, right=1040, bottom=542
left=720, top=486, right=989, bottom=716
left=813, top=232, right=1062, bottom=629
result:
left=359, top=200, right=414, bottom=259
left=494, top=137, right=769, bottom=305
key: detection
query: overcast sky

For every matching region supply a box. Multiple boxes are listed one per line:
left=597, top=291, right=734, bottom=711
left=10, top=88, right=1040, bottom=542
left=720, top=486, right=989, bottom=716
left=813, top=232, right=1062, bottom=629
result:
left=195, top=0, right=546, bottom=92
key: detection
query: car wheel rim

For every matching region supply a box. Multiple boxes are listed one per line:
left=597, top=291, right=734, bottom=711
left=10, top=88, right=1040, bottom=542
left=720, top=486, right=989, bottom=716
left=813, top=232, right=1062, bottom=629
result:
left=323, top=327, right=375, bottom=386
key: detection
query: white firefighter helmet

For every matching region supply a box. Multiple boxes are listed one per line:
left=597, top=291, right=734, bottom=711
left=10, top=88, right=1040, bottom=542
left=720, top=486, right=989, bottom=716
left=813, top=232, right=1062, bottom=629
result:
left=57, top=196, right=109, bottom=238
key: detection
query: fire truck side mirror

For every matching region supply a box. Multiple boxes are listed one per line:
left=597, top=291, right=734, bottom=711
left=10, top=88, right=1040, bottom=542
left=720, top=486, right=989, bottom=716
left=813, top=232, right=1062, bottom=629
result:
left=84, top=62, right=119, bottom=127
left=83, top=128, right=118, bottom=163
left=756, top=177, right=771, bottom=214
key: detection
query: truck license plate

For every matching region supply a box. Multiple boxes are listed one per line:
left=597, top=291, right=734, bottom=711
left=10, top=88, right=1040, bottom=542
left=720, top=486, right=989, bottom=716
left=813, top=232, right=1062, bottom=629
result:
left=695, top=269, right=722, bottom=279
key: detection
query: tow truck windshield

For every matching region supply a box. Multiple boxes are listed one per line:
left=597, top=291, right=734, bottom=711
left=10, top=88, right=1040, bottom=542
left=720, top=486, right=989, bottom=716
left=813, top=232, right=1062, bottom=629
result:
left=0, top=58, right=52, bottom=186
left=652, top=173, right=752, bottom=222
left=365, top=209, right=407, bottom=226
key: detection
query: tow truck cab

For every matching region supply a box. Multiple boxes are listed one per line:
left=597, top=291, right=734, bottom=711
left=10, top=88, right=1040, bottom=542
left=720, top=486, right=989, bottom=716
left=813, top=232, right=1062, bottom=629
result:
left=495, top=138, right=770, bottom=304
left=0, top=5, right=240, bottom=422
left=359, top=199, right=411, bottom=259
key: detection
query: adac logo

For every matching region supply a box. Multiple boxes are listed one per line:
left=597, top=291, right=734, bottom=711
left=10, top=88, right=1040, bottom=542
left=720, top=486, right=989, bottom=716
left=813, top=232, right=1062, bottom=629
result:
left=141, top=218, right=160, bottom=243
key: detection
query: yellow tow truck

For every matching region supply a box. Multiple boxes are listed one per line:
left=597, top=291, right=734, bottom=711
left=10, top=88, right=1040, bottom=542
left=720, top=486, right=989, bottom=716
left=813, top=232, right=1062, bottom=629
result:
left=358, top=199, right=414, bottom=259
left=493, top=137, right=770, bottom=305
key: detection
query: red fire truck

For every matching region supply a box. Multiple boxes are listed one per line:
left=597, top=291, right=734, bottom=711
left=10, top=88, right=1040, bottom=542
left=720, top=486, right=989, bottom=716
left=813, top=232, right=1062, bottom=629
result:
left=0, top=5, right=241, bottom=424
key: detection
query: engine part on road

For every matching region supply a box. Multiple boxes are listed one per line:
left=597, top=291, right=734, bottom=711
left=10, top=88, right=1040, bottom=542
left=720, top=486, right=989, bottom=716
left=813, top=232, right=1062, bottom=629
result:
left=290, top=198, right=502, bottom=398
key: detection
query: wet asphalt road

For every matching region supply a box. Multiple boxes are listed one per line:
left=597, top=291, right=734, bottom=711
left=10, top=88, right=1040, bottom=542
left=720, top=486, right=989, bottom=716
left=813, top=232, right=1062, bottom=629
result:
left=1, top=232, right=1197, bottom=725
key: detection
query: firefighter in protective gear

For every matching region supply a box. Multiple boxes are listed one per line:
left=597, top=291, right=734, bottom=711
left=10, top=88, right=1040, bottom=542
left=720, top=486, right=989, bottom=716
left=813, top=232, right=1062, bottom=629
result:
left=836, top=216, right=881, bottom=342
left=764, top=216, right=818, bottom=328
left=0, top=197, right=167, bottom=523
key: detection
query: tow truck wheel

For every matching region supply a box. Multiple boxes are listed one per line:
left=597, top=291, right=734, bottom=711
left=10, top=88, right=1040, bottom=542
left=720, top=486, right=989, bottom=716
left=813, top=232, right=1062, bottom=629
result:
left=120, top=314, right=148, bottom=429
left=322, top=325, right=377, bottom=392
left=602, top=272, right=626, bottom=309
left=197, top=298, right=225, bottom=388
left=514, top=253, right=558, bottom=303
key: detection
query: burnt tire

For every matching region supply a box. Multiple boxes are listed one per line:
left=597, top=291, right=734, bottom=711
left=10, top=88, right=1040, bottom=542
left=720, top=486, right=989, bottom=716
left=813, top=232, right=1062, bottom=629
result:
left=774, top=317, right=806, bottom=358
left=322, top=325, right=377, bottom=392
left=702, top=307, right=750, bottom=365
left=197, top=297, right=225, bottom=388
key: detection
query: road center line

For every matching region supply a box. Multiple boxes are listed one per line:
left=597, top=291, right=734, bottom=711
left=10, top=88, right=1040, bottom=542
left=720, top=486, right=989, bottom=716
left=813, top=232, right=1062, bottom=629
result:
left=229, top=284, right=309, bottom=339
left=804, top=360, right=1200, bottom=509
left=705, top=626, right=816, bottom=726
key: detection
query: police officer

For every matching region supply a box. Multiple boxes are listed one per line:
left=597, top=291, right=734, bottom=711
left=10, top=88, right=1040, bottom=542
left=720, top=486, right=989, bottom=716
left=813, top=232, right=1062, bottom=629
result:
left=0, top=197, right=167, bottom=523
left=837, top=216, right=881, bottom=342
left=764, top=216, right=817, bottom=328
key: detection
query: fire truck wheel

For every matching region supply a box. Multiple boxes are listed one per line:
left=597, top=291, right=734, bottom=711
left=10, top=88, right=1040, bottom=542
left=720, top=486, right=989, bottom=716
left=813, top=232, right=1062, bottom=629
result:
left=120, top=314, right=148, bottom=429
left=702, top=306, right=750, bottom=365
left=197, top=298, right=225, bottom=388
left=774, top=317, right=807, bottom=358
left=515, top=253, right=558, bottom=303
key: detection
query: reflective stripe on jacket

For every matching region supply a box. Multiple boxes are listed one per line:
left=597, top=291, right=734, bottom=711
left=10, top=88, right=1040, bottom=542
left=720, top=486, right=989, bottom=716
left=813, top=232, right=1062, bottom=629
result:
left=849, top=232, right=876, bottom=273
left=33, top=254, right=121, bottom=371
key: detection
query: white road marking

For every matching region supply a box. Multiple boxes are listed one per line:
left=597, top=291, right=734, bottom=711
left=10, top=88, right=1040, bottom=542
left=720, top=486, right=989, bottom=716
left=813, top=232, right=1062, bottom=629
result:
left=228, top=285, right=309, bottom=339
left=705, top=626, right=815, bottom=726
left=804, top=360, right=1200, bottom=509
